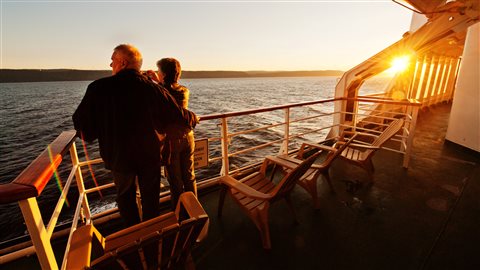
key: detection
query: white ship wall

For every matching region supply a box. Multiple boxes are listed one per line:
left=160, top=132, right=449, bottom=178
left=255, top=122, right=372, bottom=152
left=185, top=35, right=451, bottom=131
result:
left=446, top=23, right=480, bottom=152
left=409, top=12, right=428, bottom=32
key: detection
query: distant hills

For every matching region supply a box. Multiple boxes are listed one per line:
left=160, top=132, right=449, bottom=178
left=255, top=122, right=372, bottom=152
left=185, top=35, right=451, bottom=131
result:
left=0, top=69, right=344, bottom=83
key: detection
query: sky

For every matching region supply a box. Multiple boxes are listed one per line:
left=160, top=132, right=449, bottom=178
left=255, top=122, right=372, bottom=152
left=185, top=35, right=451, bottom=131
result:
left=0, top=0, right=413, bottom=71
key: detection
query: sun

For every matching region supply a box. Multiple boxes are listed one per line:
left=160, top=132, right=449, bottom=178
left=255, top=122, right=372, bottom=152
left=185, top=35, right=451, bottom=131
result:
left=387, top=55, right=411, bottom=75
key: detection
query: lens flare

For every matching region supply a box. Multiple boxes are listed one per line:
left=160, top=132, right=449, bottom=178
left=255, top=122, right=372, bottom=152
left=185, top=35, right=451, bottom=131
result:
left=80, top=132, right=103, bottom=198
left=47, top=145, right=70, bottom=207
left=387, top=55, right=410, bottom=74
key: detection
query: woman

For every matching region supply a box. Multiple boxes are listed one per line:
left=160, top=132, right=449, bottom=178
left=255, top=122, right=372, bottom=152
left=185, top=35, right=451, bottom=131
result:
left=150, top=58, right=196, bottom=209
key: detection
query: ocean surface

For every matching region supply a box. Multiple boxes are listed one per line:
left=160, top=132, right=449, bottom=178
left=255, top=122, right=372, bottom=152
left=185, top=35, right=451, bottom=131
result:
left=0, top=76, right=389, bottom=242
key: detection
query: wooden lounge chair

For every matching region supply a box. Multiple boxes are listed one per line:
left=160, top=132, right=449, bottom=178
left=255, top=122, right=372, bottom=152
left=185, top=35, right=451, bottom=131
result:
left=217, top=151, right=322, bottom=249
left=338, top=118, right=404, bottom=182
left=276, top=134, right=358, bottom=208
left=301, top=118, right=405, bottom=184
left=66, top=192, right=208, bottom=270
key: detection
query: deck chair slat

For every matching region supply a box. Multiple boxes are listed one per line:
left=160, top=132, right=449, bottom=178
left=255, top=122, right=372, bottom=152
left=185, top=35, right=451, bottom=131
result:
left=236, top=195, right=265, bottom=211
left=245, top=199, right=267, bottom=212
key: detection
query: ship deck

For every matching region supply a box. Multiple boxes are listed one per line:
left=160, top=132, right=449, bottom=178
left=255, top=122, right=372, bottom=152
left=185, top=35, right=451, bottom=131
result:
left=192, top=102, right=480, bottom=270
left=2, top=103, right=479, bottom=269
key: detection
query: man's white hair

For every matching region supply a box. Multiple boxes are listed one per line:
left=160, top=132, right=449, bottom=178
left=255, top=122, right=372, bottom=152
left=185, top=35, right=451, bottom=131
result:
left=114, top=44, right=143, bottom=71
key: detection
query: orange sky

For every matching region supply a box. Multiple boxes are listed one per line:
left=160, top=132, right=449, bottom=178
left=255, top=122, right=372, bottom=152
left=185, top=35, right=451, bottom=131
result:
left=1, top=0, right=412, bottom=71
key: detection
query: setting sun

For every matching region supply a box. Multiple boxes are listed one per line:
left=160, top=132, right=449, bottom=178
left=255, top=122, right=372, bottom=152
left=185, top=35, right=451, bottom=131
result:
left=387, top=55, right=411, bottom=74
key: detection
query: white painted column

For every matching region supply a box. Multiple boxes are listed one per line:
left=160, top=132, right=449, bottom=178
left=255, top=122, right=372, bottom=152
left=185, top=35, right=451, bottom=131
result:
left=446, top=23, right=480, bottom=152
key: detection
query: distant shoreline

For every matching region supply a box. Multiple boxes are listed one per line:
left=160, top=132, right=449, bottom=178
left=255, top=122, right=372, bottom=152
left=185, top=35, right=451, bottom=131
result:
left=0, top=69, right=344, bottom=83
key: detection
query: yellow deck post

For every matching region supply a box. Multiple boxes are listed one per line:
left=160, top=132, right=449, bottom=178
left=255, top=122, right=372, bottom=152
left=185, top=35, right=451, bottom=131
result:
left=19, top=198, right=58, bottom=270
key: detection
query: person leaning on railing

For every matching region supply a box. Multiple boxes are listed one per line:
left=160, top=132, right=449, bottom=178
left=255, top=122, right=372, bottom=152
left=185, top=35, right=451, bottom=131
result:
left=145, top=57, right=197, bottom=210
left=72, top=44, right=198, bottom=227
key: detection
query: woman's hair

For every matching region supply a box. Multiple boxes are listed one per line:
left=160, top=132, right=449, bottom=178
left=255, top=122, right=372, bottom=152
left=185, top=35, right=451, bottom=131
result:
left=157, top=58, right=181, bottom=85
left=114, top=44, right=143, bottom=70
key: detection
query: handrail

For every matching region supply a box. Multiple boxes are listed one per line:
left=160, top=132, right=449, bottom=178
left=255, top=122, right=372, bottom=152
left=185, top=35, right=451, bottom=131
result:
left=0, top=130, right=77, bottom=204
left=200, top=97, right=419, bottom=176
left=199, top=98, right=339, bottom=120
left=199, top=97, right=419, bottom=122
left=345, top=97, right=421, bottom=107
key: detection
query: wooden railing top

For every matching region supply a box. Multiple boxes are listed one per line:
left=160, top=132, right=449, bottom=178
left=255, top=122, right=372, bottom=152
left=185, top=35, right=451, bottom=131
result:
left=0, top=130, right=77, bottom=204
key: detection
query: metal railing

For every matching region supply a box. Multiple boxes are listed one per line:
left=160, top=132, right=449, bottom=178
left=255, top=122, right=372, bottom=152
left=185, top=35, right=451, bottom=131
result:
left=0, top=96, right=420, bottom=269
left=408, top=54, right=460, bottom=107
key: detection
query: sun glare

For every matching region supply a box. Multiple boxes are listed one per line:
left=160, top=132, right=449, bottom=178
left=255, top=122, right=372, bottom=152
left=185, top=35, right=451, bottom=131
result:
left=387, top=55, right=411, bottom=75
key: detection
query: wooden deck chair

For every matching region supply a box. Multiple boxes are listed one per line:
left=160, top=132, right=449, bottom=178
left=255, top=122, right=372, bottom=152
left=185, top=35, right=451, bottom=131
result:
left=278, top=134, right=358, bottom=208
left=304, top=118, right=404, bottom=184
left=337, top=118, right=404, bottom=182
left=66, top=192, right=208, bottom=270
left=217, top=151, right=322, bottom=249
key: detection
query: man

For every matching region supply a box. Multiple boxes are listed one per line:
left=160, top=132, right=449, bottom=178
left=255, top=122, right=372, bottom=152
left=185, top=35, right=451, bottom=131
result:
left=73, top=44, right=198, bottom=227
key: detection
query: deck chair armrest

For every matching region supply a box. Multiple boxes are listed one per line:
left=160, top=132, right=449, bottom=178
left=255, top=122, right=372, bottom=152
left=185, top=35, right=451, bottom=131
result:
left=297, top=143, right=335, bottom=159
left=220, top=175, right=272, bottom=200
left=349, top=144, right=380, bottom=150
left=310, top=163, right=328, bottom=170
left=341, top=130, right=356, bottom=136
left=297, top=138, right=338, bottom=158
left=66, top=224, right=104, bottom=269
left=314, top=137, right=337, bottom=144
left=270, top=155, right=329, bottom=170
left=104, top=212, right=177, bottom=252
left=265, top=155, right=303, bottom=169
left=259, top=153, right=298, bottom=174
left=300, top=143, right=336, bottom=152
left=175, top=191, right=208, bottom=220
left=175, top=192, right=210, bottom=242
left=336, top=140, right=380, bottom=150
left=342, top=131, right=377, bottom=137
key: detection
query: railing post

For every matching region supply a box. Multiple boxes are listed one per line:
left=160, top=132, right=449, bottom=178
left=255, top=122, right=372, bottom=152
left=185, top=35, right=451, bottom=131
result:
left=433, top=56, right=447, bottom=105
left=409, top=55, right=425, bottom=100
left=445, top=57, right=461, bottom=101
left=18, top=198, right=58, bottom=270
left=220, top=118, right=230, bottom=176
left=352, top=99, right=359, bottom=130
left=440, top=57, right=454, bottom=102
left=401, top=105, right=410, bottom=153
left=403, top=103, right=419, bottom=168
left=279, top=108, right=290, bottom=155
left=418, top=54, right=433, bottom=107
left=425, top=55, right=440, bottom=107
left=69, top=141, right=91, bottom=223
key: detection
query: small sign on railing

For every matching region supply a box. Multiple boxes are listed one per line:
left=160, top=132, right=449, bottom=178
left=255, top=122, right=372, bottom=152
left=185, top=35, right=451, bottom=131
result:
left=194, top=139, right=209, bottom=169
